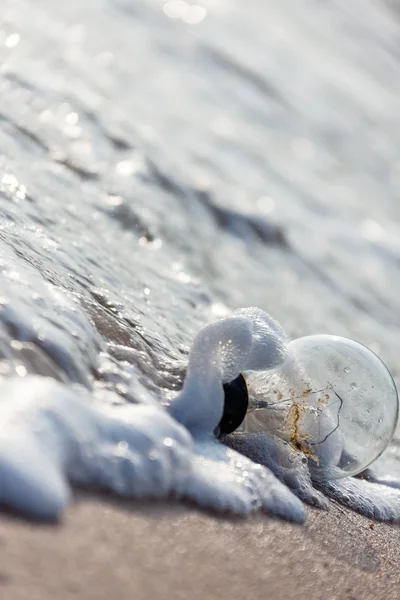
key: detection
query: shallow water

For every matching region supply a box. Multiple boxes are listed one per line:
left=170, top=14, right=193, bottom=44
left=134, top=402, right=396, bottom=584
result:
left=1, top=0, right=400, bottom=519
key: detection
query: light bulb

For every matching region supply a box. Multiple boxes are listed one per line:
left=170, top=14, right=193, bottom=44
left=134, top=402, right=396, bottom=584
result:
left=221, top=335, right=399, bottom=481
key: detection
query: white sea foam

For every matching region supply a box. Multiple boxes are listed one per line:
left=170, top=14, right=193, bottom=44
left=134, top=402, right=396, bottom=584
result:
left=0, top=306, right=399, bottom=523
left=0, top=308, right=303, bottom=521
left=319, top=478, right=400, bottom=521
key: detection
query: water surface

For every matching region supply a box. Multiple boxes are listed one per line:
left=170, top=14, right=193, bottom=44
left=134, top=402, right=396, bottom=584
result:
left=0, top=0, right=400, bottom=517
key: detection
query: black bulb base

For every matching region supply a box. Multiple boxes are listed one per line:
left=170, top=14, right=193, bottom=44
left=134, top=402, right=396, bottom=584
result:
left=218, top=373, right=249, bottom=435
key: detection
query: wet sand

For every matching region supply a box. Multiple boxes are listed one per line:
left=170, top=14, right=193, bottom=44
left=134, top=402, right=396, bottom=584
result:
left=0, top=494, right=398, bottom=600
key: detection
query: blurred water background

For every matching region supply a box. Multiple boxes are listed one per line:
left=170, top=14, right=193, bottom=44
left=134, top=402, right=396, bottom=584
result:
left=0, top=0, right=400, bottom=486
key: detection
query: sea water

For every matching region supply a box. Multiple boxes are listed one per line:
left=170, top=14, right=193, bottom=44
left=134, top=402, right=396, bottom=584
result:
left=0, top=0, right=400, bottom=521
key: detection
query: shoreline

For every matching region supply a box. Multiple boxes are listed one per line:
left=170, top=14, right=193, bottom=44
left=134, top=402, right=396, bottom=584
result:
left=0, top=493, right=398, bottom=600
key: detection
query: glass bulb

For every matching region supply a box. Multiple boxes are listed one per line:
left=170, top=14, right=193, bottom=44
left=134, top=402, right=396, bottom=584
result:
left=243, top=335, right=399, bottom=481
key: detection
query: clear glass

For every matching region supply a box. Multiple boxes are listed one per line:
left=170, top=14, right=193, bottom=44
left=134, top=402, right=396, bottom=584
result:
left=243, top=335, right=399, bottom=481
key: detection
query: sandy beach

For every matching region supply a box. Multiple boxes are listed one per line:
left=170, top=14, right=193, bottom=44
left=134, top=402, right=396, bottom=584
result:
left=0, top=495, right=398, bottom=600
left=1, top=1, right=400, bottom=598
